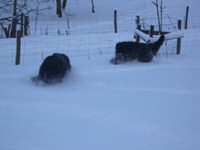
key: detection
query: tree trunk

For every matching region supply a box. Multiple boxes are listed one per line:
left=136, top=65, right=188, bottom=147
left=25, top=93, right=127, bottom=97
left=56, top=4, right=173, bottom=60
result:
left=153, top=0, right=161, bottom=34
left=62, top=0, right=67, bottom=9
left=24, top=16, right=29, bottom=36
left=1, top=24, right=11, bottom=38
left=21, top=13, right=24, bottom=37
left=10, top=0, right=18, bottom=38
left=91, top=0, right=95, bottom=13
left=13, top=0, right=17, bottom=16
left=56, top=0, right=62, bottom=18
left=10, top=18, right=17, bottom=38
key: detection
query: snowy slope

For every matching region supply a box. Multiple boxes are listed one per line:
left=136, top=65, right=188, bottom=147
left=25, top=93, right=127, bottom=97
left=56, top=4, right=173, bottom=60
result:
left=0, top=0, right=200, bottom=150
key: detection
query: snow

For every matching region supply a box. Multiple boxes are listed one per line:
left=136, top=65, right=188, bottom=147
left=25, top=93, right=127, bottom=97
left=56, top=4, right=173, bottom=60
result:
left=0, top=0, right=200, bottom=150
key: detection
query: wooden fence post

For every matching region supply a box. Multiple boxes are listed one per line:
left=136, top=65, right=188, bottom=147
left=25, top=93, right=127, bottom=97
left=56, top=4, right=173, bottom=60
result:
left=150, top=25, right=154, bottom=38
left=114, top=10, right=117, bottom=33
left=177, top=20, right=182, bottom=55
left=15, top=30, right=21, bottom=65
left=136, top=25, right=141, bottom=42
left=185, top=6, right=189, bottom=29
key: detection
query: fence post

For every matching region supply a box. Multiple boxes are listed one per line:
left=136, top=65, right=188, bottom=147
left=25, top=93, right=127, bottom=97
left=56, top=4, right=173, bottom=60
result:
left=15, top=30, right=21, bottom=65
left=177, top=20, right=182, bottom=55
left=185, top=6, right=189, bottom=29
left=136, top=25, right=141, bottom=42
left=114, top=10, right=117, bottom=33
left=21, top=13, right=24, bottom=37
left=149, top=25, right=154, bottom=38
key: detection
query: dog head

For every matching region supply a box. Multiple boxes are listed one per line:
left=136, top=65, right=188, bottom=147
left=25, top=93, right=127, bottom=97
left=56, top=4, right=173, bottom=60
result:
left=152, top=35, right=165, bottom=55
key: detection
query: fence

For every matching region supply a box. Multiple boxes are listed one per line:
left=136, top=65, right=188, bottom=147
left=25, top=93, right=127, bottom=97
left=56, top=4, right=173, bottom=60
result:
left=0, top=33, right=134, bottom=65
left=1, top=30, right=199, bottom=65
left=1, top=8, right=200, bottom=38
left=0, top=11, right=200, bottom=65
left=140, top=14, right=200, bottom=30
left=29, top=11, right=136, bottom=36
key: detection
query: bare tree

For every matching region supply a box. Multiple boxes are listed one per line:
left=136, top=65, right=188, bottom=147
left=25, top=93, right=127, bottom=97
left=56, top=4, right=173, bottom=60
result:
left=152, top=0, right=161, bottom=33
left=56, top=0, right=68, bottom=17
left=0, top=1, right=14, bottom=38
left=91, top=0, right=95, bottom=13
left=62, top=0, right=67, bottom=9
left=56, top=0, right=62, bottom=17
left=0, top=0, right=51, bottom=38
left=56, top=0, right=95, bottom=18
left=34, top=0, right=52, bottom=34
left=152, top=0, right=165, bottom=34
left=10, top=0, right=17, bottom=38
left=160, top=0, right=165, bottom=32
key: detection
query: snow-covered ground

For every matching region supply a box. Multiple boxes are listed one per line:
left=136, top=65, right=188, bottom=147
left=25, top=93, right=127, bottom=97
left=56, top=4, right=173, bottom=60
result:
left=0, top=0, right=200, bottom=150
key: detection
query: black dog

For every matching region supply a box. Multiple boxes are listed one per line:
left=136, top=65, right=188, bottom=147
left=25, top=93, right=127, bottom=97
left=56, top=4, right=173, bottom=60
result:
left=32, top=53, right=71, bottom=84
left=111, top=35, right=165, bottom=64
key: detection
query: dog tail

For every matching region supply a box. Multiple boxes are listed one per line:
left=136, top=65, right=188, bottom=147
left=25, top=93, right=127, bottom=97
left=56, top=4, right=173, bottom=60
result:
left=152, top=35, right=165, bottom=55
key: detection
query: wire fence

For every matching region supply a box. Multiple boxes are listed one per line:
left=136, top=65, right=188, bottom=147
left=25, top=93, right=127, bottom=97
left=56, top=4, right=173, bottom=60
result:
left=0, top=12, right=200, bottom=65
left=0, top=33, right=134, bottom=65
left=140, top=16, right=179, bottom=32
left=139, top=14, right=200, bottom=32
left=1, top=31, right=199, bottom=65
left=1, top=8, right=200, bottom=38
left=28, top=12, right=200, bottom=37
left=29, top=12, right=136, bottom=36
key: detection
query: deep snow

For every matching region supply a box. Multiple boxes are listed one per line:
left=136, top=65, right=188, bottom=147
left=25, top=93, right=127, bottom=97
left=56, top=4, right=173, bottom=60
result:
left=0, top=0, right=200, bottom=150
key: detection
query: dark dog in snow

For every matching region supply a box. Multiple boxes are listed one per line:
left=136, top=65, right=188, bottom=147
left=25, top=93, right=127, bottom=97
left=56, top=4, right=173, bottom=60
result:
left=111, top=35, right=165, bottom=64
left=32, top=53, right=71, bottom=84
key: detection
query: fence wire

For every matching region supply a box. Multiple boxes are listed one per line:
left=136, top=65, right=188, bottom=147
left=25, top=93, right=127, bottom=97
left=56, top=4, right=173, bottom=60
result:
left=1, top=31, right=199, bottom=65
left=29, top=12, right=136, bottom=36
left=0, top=13, right=200, bottom=65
